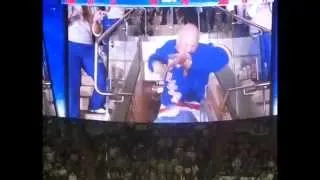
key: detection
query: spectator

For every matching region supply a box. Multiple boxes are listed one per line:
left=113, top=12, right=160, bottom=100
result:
left=67, top=5, right=109, bottom=118
left=148, top=24, right=229, bottom=123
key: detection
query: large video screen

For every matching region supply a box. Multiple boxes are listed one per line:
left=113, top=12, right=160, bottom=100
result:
left=43, top=1, right=276, bottom=123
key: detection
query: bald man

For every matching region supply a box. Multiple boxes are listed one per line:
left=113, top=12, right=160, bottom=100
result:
left=148, top=24, right=229, bottom=123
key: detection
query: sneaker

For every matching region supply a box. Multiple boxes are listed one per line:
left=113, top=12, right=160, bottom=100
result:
left=90, top=108, right=106, bottom=114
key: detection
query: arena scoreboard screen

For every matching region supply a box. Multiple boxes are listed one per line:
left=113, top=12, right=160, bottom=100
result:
left=43, top=0, right=277, bottom=122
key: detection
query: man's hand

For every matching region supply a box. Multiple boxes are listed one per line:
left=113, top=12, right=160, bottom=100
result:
left=152, top=61, right=168, bottom=79
left=168, top=53, right=192, bottom=70
left=178, top=53, right=192, bottom=70
left=92, top=10, right=107, bottom=37
left=167, top=58, right=178, bottom=70
left=176, top=53, right=192, bottom=76
left=93, top=10, right=107, bottom=23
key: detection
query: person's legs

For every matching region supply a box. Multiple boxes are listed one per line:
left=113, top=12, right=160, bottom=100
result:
left=101, top=18, right=119, bottom=45
left=210, top=8, right=217, bottom=31
left=101, top=18, right=119, bottom=80
left=148, top=8, right=156, bottom=25
left=183, top=8, right=198, bottom=27
left=68, top=42, right=82, bottom=118
left=205, top=7, right=214, bottom=31
left=82, top=44, right=108, bottom=111
left=173, top=8, right=178, bottom=24
left=161, top=8, right=169, bottom=25
left=260, top=32, right=272, bottom=81
left=200, top=9, right=208, bottom=32
left=221, top=6, right=228, bottom=24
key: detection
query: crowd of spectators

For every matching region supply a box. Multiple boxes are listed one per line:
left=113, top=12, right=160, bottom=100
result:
left=43, top=119, right=277, bottom=180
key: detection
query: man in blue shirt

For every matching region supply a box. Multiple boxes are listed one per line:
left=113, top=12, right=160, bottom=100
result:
left=148, top=24, right=229, bottom=123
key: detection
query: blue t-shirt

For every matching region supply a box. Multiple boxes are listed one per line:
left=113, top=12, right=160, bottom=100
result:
left=148, top=40, right=229, bottom=107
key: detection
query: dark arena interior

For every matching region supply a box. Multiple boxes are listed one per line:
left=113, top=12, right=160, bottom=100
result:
left=43, top=117, right=277, bottom=180
left=42, top=0, right=278, bottom=179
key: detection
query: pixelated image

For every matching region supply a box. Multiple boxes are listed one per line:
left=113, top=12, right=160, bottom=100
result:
left=43, top=0, right=276, bottom=123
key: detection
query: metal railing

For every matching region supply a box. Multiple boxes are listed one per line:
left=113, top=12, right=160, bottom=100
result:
left=204, top=81, right=270, bottom=121
left=111, top=38, right=143, bottom=122
left=197, top=8, right=201, bottom=30
left=215, top=6, right=271, bottom=33
left=208, top=7, right=272, bottom=118
left=220, top=81, right=271, bottom=117
left=93, top=9, right=135, bottom=103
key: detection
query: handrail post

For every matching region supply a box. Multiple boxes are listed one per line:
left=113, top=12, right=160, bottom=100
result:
left=92, top=9, right=136, bottom=120
left=144, top=8, right=147, bottom=37
left=197, top=8, right=201, bottom=30
left=170, top=7, right=174, bottom=32
left=93, top=42, right=103, bottom=95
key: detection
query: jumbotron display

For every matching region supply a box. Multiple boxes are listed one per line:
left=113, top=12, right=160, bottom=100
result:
left=43, top=0, right=277, bottom=123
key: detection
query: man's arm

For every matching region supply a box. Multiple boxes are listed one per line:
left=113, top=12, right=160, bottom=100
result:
left=92, top=10, right=106, bottom=37
left=92, top=21, right=103, bottom=37
left=212, top=46, right=229, bottom=72
left=68, top=6, right=81, bottom=25
left=199, top=45, right=229, bottom=73
left=148, top=40, right=176, bottom=74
